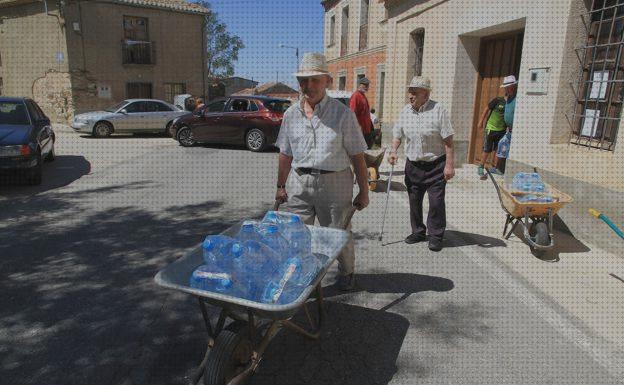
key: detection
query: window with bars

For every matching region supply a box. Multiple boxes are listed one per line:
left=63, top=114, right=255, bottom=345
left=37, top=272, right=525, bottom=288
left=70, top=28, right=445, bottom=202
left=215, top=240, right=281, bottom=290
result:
left=126, top=82, right=153, bottom=99
left=359, top=0, right=369, bottom=50
left=409, top=29, right=425, bottom=79
left=164, top=83, right=186, bottom=104
left=122, top=16, right=154, bottom=65
left=570, top=0, right=624, bottom=150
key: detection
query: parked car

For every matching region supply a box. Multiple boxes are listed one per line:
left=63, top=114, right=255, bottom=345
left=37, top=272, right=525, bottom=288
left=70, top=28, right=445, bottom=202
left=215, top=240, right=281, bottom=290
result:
left=71, top=99, right=187, bottom=137
left=170, top=95, right=291, bottom=152
left=327, top=90, right=352, bottom=106
left=0, top=97, right=56, bottom=185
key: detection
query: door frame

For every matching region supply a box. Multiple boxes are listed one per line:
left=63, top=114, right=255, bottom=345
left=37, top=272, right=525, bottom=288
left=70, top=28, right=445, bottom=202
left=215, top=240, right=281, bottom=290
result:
left=468, top=29, right=524, bottom=164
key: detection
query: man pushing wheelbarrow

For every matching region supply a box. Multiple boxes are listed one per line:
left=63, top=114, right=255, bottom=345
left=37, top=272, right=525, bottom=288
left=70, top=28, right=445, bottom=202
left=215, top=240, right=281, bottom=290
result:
left=274, top=52, right=370, bottom=291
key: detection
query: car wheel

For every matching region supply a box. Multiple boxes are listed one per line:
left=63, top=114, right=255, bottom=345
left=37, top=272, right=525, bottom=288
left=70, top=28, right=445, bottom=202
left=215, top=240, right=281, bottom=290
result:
left=27, top=152, right=43, bottom=185
left=177, top=126, right=196, bottom=147
left=44, top=143, right=56, bottom=162
left=164, top=121, right=173, bottom=137
left=245, top=128, right=266, bottom=152
left=93, top=122, right=112, bottom=138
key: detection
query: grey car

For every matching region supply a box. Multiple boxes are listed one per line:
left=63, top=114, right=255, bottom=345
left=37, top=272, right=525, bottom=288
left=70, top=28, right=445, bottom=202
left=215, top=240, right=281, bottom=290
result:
left=71, top=99, right=187, bottom=137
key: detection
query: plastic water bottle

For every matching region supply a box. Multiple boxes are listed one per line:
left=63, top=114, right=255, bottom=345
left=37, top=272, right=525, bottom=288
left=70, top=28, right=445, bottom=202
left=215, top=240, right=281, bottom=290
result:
left=260, top=257, right=303, bottom=304
left=236, top=221, right=263, bottom=243
left=259, top=224, right=289, bottom=257
left=283, top=216, right=312, bottom=255
left=190, top=265, right=234, bottom=293
left=231, top=240, right=280, bottom=301
left=218, top=240, right=246, bottom=271
left=202, top=235, right=233, bottom=265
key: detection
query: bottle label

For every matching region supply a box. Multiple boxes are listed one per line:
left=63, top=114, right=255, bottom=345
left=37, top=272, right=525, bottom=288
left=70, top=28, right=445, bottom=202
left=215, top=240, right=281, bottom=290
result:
left=195, top=271, right=231, bottom=281
left=272, top=263, right=297, bottom=303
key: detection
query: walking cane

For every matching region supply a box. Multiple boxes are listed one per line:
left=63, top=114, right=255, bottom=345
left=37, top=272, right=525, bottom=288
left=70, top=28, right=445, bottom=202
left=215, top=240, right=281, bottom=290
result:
left=379, top=164, right=394, bottom=244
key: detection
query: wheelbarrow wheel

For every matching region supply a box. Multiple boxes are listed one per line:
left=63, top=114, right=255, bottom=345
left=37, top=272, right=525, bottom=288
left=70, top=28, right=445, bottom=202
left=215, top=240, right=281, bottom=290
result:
left=534, top=221, right=550, bottom=247
left=204, top=330, right=253, bottom=385
left=367, top=167, right=378, bottom=191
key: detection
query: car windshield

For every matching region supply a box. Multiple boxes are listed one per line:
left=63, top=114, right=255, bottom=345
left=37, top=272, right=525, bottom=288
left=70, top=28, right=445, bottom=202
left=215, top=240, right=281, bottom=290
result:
left=264, top=100, right=291, bottom=113
left=105, top=101, right=128, bottom=113
left=0, top=102, right=30, bottom=125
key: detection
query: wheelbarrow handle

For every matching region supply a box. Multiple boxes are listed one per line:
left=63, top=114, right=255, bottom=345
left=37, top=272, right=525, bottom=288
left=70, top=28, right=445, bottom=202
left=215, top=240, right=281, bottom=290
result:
left=272, top=200, right=356, bottom=230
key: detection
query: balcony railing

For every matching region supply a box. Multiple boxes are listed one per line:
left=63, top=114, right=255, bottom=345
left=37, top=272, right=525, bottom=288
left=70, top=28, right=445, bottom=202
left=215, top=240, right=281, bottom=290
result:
left=122, top=40, right=155, bottom=65
left=340, top=35, right=348, bottom=56
left=359, top=24, right=368, bottom=51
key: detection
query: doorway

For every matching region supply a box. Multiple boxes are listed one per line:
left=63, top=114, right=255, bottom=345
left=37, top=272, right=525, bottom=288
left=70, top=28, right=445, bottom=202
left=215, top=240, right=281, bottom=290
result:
left=469, top=30, right=524, bottom=164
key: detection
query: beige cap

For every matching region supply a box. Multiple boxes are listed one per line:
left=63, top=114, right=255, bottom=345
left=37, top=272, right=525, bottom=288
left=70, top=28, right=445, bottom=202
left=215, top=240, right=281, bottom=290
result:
left=407, top=76, right=432, bottom=90
left=294, top=52, right=331, bottom=78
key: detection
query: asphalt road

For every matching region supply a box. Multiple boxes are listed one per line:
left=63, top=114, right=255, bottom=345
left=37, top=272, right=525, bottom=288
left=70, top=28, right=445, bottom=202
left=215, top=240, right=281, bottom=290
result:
left=0, top=128, right=620, bottom=385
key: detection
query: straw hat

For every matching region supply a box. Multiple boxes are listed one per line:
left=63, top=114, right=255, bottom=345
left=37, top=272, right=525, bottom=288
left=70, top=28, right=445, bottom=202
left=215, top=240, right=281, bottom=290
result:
left=500, top=75, right=518, bottom=88
left=407, top=76, right=432, bottom=90
left=294, top=53, right=331, bottom=78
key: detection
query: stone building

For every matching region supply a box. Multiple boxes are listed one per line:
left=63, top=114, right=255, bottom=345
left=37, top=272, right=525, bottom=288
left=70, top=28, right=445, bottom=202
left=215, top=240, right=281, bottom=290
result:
left=0, top=0, right=209, bottom=122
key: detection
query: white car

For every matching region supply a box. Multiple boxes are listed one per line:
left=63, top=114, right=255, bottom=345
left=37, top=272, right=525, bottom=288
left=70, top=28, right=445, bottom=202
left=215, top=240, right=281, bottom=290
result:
left=71, top=99, right=188, bottom=137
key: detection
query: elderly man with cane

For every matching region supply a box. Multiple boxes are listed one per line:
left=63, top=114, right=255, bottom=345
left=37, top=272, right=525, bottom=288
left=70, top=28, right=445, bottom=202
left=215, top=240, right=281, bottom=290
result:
left=275, top=53, right=370, bottom=290
left=388, top=76, right=455, bottom=252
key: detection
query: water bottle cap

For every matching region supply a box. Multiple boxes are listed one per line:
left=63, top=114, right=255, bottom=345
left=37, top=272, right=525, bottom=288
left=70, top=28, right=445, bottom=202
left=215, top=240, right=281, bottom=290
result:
left=241, top=222, right=255, bottom=231
left=231, top=242, right=245, bottom=257
left=289, top=216, right=301, bottom=224
left=202, top=238, right=216, bottom=251
left=266, top=224, right=279, bottom=234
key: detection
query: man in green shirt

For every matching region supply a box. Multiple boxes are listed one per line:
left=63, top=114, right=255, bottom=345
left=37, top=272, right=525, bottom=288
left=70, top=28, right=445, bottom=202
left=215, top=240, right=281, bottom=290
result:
left=477, top=96, right=507, bottom=180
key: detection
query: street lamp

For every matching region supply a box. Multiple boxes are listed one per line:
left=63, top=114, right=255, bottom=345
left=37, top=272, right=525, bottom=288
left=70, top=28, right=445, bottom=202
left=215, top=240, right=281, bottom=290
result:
left=279, top=43, right=299, bottom=66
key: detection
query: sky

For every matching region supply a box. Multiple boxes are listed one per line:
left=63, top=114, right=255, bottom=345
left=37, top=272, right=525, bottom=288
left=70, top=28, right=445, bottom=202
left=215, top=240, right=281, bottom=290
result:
left=196, top=0, right=325, bottom=88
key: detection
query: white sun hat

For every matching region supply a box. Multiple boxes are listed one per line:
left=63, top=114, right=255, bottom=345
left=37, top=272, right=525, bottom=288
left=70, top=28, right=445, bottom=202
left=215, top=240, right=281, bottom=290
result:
left=500, top=75, right=518, bottom=88
left=294, top=52, right=332, bottom=78
left=406, top=76, right=432, bottom=90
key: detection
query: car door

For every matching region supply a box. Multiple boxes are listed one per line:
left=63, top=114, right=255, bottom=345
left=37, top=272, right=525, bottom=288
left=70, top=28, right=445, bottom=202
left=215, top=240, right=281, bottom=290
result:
left=118, top=101, right=149, bottom=132
left=190, top=99, right=227, bottom=142
left=219, top=98, right=254, bottom=144
left=142, top=101, right=167, bottom=131
left=25, top=100, right=51, bottom=156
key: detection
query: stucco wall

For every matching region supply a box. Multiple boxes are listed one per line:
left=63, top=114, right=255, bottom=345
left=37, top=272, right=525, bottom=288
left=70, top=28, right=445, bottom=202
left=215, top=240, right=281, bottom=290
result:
left=0, top=1, right=71, bottom=122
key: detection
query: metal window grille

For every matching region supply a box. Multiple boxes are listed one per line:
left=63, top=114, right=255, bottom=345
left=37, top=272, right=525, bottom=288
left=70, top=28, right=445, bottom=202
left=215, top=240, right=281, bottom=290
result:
left=568, top=0, right=624, bottom=150
left=411, top=30, right=425, bottom=78
left=164, top=83, right=186, bottom=104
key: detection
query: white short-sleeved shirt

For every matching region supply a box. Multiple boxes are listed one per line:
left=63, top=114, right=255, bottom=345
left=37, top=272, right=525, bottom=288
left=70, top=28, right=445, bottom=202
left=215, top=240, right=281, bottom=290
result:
left=392, top=99, right=454, bottom=162
left=276, top=94, right=368, bottom=171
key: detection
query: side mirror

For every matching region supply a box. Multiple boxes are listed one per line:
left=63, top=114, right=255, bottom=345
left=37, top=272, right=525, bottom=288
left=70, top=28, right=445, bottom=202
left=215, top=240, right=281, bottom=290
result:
left=119, top=109, right=128, bottom=114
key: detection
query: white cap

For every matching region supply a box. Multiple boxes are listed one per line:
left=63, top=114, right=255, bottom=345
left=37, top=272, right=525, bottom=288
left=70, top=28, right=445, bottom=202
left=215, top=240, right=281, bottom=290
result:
left=407, top=76, right=432, bottom=91
left=500, top=75, right=518, bottom=88
left=294, top=53, right=331, bottom=78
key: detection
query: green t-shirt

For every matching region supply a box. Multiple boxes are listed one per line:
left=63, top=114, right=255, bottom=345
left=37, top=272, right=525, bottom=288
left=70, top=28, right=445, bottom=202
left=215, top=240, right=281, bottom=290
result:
left=486, top=97, right=506, bottom=132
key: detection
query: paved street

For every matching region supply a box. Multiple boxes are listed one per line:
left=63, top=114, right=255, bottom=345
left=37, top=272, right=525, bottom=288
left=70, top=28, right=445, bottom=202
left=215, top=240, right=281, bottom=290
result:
left=1, top=126, right=622, bottom=385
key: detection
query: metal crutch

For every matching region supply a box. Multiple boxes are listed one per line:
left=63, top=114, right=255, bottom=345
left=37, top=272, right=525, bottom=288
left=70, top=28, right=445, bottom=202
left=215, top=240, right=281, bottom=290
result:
left=379, top=164, right=395, bottom=244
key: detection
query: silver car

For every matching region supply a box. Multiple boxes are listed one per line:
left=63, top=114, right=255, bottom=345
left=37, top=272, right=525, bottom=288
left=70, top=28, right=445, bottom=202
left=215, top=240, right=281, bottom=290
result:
left=71, top=99, right=188, bottom=137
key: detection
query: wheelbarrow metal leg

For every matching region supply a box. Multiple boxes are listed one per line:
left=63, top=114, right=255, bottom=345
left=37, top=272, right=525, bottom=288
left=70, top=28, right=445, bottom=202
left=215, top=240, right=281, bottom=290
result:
left=503, top=214, right=512, bottom=237
left=505, top=219, right=521, bottom=239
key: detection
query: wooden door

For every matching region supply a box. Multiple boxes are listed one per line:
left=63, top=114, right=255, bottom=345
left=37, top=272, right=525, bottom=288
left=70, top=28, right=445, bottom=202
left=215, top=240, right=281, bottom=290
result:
left=469, top=31, right=524, bottom=164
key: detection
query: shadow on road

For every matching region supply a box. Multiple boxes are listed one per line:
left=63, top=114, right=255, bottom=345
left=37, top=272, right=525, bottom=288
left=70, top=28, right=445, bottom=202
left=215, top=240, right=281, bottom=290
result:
left=443, top=230, right=507, bottom=249
left=0, top=155, right=91, bottom=197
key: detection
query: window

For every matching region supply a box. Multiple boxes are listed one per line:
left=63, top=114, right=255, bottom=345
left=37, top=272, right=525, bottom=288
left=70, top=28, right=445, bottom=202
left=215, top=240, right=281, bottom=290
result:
left=206, top=100, right=226, bottom=113
left=264, top=100, right=291, bottom=113
left=164, top=83, right=186, bottom=104
left=569, top=0, right=623, bottom=150
left=25, top=100, right=43, bottom=121
left=249, top=101, right=259, bottom=111
left=144, top=101, right=172, bottom=112
left=338, top=76, right=346, bottom=91
left=122, top=16, right=153, bottom=64
left=359, top=0, right=369, bottom=50
left=409, top=29, right=425, bottom=79
left=125, top=102, right=145, bottom=113
left=126, top=82, right=152, bottom=99
left=341, top=6, right=349, bottom=56
left=228, top=99, right=250, bottom=112
left=329, top=15, right=336, bottom=46
left=0, top=102, right=29, bottom=125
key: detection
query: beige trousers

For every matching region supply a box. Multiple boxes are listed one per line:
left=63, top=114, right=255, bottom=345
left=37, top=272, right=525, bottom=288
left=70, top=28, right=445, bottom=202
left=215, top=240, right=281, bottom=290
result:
left=283, top=167, right=355, bottom=276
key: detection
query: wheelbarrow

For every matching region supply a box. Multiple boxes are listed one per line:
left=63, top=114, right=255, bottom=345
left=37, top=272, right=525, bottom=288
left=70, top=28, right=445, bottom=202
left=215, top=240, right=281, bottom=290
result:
left=154, top=205, right=356, bottom=385
left=363, top=147, right=387, bottom=191
left=486, top=169, right=573, bottom=256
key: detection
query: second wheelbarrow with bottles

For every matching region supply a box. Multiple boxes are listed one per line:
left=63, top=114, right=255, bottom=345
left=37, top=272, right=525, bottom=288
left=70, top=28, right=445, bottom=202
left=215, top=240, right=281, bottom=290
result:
left=154, top=206, right=356, bottom=385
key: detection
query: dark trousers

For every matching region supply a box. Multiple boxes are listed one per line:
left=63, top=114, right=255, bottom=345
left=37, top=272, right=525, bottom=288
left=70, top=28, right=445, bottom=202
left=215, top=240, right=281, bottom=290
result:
left=363, top=131, right=374, bottom=149
left=405, top=157, right=447, bottom=241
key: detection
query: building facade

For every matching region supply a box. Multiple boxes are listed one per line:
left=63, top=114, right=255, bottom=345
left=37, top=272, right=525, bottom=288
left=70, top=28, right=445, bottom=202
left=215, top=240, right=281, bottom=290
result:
left=0, top=0, right=209, bottom=122
left=322, top=0, right=388, bottom=119
left=353, top=0, right=622, bottom=252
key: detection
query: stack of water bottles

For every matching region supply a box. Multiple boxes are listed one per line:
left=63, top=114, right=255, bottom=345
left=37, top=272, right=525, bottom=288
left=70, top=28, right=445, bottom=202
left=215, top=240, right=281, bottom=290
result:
left=190, top=211, right=328, bottom=305
left=510, top=172, right=554, bottom=203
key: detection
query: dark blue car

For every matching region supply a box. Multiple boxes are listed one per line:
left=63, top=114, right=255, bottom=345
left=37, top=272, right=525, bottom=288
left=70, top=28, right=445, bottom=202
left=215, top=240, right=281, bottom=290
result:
left=0, top=97, right=56, bottom=185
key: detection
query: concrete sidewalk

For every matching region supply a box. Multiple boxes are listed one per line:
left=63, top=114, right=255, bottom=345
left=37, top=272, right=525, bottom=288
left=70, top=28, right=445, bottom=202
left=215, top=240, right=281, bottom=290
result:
left=370, top=150, right=624, bottom=353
